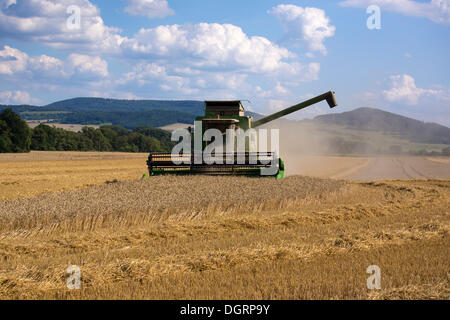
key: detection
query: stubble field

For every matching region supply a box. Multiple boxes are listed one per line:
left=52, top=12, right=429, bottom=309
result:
left=0, top=152, right=448, bottom=299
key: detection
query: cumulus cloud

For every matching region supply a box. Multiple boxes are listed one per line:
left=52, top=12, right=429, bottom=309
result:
left=339, top=0, right=450, bottom=25
left=0, top=1, right=324, bottom=107
left=269, top=5, right=336, bottom=55
left=0, top=1, right=320, bottom=82
left=117, top=59, right=321, bottom=101
left=121, top=23, right=296, bottom=74
left=66, top=54, right=109, bottom=78
left=209, top=73, right=248, bottom=91
left=116, top=22, right=321, bottom=96
left=0, top=0, right=124, bottom=51
left=118, top=62, right=197, bottom=94
left=124, top=0, right=174, bottom=18
left=0, top=90, right=34, bottom=104
left=275, top=82, right=289, bottom=95
left=0, top=45, right=27, bottom=74
left=0, top=46, right=108, bottom=80
left=118, top=62, right=253, bottom=96
left=383, top=74, right=438, bottom=105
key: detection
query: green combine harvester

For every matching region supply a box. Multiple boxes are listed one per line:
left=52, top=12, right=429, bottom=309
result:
left=147, top=91, right=338, bottom=179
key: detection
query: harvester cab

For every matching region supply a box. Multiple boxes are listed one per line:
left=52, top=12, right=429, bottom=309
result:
left=147, top=91, right=338, bottom=179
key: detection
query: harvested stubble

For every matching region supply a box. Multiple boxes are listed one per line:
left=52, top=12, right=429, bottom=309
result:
left=0, top=176, right=448, bottom=300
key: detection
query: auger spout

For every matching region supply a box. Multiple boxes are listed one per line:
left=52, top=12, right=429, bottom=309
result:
left=252, top=91, right=338, bottom=128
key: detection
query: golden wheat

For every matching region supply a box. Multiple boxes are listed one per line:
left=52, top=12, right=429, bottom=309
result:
left=0, top=151, right=148, bottom=200
left=0, top=152, right=448, bottom=299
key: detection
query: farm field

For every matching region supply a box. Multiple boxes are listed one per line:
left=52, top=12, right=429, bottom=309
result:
left=285, top=155, right=450, bottom=180
left=0, top=151, right=148, bottom=200
left=0, top=152, right=449, bottom=299
left=26, top=122, right=100, bottom=132
left=1, top=152, right=449, bottom=201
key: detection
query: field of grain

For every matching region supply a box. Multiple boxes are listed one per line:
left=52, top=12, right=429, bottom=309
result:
left=286, top=155, right=450, bottom=180
left=26, top=122, right=100, bottom=132
left=0, top=151, right=148, bottom=200
left=0, top=152, right=448, bottom=299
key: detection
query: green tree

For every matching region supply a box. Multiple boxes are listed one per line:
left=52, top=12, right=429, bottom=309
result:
left=81, top=127, right=111, bottom=151
left=0, top=109, right=31, bottom=153
left=127, top=133, right=162, bottom=152
left=31, top=124, right=58, bottom=150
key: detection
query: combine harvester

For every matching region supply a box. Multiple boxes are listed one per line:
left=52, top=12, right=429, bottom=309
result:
left=147, top=91, right=338, bottom=179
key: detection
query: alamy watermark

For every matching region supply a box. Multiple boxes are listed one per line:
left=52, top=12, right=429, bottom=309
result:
left=66, top=5, right=81, bottom=30
left=66, top=265, right=81, bottom=290
left=367, top=5, right=381, bottom=30
left=366, top=265, right=381, bottom=290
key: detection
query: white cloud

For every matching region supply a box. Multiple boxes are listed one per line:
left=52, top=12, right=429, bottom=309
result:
left=124, top=0, right=174, bottom=18
left=28, top=54, right=65, bottom=79
left=339, top=0, right=450, bottom=25
left=1, top=0, right=297, bottom=73
left=0, top=0, right=124, bottom=51
left=269, top=5, right=336, bottom=55
left=275, top=82, right=289, bottom=95
left=119, top=62, right=254, bottom=96
left=116, top=58, right=321, bottom=102
left=0, top=0, right=321, bottom=86
left=0, top=46, right=108, bottom=80
left=116, top=22, right=322, bottom=102
left=0, top=2, right=324, bottom=108
left=0, top=90, right=34, bottom=104
left=121, top=23, right=296, bottom=74
left=66, top=54, right=109, bottom=79
left=0, top=45, right=28, bottom=74
left=383, top=74, right=438, bottom=105
left=119, top=62, right=197, bottom=94
left=211, top=73, right=248, bottom=90
left=0, top=1, right=321, bottom=84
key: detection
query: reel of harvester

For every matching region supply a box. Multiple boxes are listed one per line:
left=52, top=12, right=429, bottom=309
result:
left=147, top=91, right=337, bottom=179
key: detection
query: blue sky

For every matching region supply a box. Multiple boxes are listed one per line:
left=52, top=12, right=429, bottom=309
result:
left=0, top=0, right=449, bottom=125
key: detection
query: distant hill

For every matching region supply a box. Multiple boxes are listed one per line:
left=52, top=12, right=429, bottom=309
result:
left=60, top=110, right=197, bottom=129
left=313, top=107, right=450, bottom=145
left=0, top=98, right=205, bottom=129
left=44, top=97, right=205, bottom=114
left=0, top=98, right=205, bottom=114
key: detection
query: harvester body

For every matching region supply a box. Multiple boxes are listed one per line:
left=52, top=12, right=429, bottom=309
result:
left=147, top=91, right=337, bottom=178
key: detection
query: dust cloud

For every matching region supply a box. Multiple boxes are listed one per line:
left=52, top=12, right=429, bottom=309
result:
left=257, top=119, right=449, bottom=179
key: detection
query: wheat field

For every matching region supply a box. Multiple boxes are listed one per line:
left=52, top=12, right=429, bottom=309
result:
left=0, top=152, right=448, bottom=299
left=0, top=151, right=148, bottom=200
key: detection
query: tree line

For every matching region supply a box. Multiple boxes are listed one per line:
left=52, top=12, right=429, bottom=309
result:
left=1, top=108, right=450, bottom=156
left=0, top=109, right=175, bottom=153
